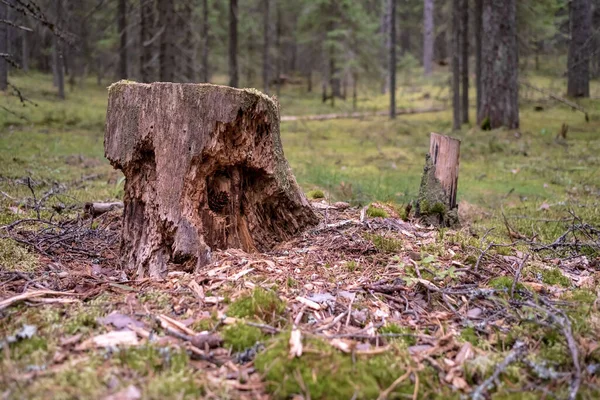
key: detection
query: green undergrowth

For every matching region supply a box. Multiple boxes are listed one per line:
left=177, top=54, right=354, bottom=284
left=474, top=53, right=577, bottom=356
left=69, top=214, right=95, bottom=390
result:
left=222, top=323, right=266, bottom=352
left=306, top=189, right=325, bottom=199
left=364, top=232, right=402, bottom=253
left=0, top=238, right=39, bottom=272
left=366, top=204, right=389, bottom=218
left=255, top=332, right=454, bottom=400
left=227, top=288, right=287, bottom=324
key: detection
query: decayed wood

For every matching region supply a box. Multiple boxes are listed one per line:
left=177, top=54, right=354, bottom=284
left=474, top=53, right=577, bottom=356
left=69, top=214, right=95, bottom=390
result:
left=416, top=132, right=461, bottom=227
left=105, top=82, right=318, bottom=278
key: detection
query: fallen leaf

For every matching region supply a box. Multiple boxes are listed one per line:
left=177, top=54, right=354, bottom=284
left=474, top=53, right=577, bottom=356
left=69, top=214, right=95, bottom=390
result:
left=330, top=338, right=353, bottom=353
left=466, top=308, right=482, bottom=319
left=454, top=342, right=474, bottom=365
left=97, top=312, right=144, bottom=330
left=79, top=330, right=139, bottom=350
left=408, top=344, right=433, bottom=355
left=452, top=376, right=469, bottom=390
left=307, top=293, right=335, bottom=304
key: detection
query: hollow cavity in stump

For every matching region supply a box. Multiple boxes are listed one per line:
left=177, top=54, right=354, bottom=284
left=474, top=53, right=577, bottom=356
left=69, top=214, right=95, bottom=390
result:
left=105, top=82, right=318, bottom=278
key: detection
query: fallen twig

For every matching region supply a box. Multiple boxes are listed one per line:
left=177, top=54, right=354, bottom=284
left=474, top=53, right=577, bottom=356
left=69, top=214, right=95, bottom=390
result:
left=471, top=341, right=527, bottom=400
left=510, top=254, right=529, bottom=299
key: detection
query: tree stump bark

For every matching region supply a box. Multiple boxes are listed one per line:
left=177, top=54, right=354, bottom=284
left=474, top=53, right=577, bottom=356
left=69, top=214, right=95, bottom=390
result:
left=416, top=133, right=461, bottom=227
left=105, top=82, right=318, bottom=278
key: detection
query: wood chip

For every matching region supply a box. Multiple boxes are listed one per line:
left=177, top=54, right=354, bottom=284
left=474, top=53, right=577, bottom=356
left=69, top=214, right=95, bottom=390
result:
left=295, top=296, right=321, bottom=310
left=289, top=328, right=303, bottom=358
left=158, top=314, right=196, bottom=336
left=229, top=268, right=255, bottom=281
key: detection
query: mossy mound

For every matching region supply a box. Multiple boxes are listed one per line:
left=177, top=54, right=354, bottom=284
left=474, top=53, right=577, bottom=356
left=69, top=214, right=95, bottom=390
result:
left=227, top=288, right=286, bottom=324
left=307, top=189, right=325, bottom=199
left=255, top=333, right=426, bottom=399
left=0, top=238, right=39, bottom=272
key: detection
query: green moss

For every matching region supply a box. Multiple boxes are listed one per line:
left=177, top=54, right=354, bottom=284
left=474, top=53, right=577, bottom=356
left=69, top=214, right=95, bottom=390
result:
left=0, top=238, right=39, bottom=272
left=460, top=326, right=480, bottom=346
left=364, top=233, right=402, bottom=253
left=489, top=276, right=525, bottom=292
left=63, top=304, right=106, bottom=335
left=481, top=116, right=492, bottom=131
left=227, top=288, right=286, bottom=323
left=380, top=323, right=416, bottom=346
left=255, top=333, right=415, bottom=399
left=286, top=277, right=299, bottom=288
left=420, top=200, right=446, bottom=215
left=22, top=356, right=106, bottom=400
left=307, top=189, right=325, bottom=199
left=138, top=290, right=172, bottom=309
left=346, top=260, right=358, bottom=272
left=561, top=289, right=597, bottom=335
left=190, top=317, right=217, bottom=332
left=116, top=345, right=204, bottom=399
left=491, top=391, right=543, bottom=400
left=222, top=323, right=266, bottom=352
left=117, top=345, right=188, bottom=375
left=366, top=204, right=389, bottom=218
left=539, top=267, right=570, bottom=287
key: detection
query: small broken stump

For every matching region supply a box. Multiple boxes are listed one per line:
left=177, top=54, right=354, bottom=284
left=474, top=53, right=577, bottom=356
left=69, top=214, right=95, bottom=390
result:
left=105, top=82, right=318, bottom=278
left=416, top=132, right=461, bottom=227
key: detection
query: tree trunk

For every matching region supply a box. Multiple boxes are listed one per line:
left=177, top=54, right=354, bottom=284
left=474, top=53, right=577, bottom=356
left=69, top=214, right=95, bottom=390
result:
left=158, top=0, right=175, bottom=82
left=567, top=0, right=591, bottom=98
left=229, top=0, right=239, bottom=87
left=416, top=133, right=461, bottom=227
left=118, top=0, right=128, bottom=79
left=105, top=82, right=318, bottom=279
left=474, top=0, right=482, bottom=116
left=452, top=0, right=460, bottom=130
left=329, top=50, right=340, bottom=102
left=389, top=0, right=396, bottom=119
left=0, top=0, right=7, bottom=91
left=352, top=72, right=358, bottom=111
left=478, top=0, right=519, bottom=129
left=5, top=0, right=12, bottom=72
left=202, top=0, right=209, bottom=82
left=184, top=0, right=196, bottom=82
left=262, top=0, right=270, bottom=93
left=381, top=0, right=389, bottom=94
left=21, top=28, right=28, bottom=72
left=140, top=0, right=153, bottom=83
left=54, top=0, right=65, bottom=99
left=460, top=0, right=469, bottom=124
left=423, top=0, right=434, bottom=76
left=400, top=9, right=410, bottom=56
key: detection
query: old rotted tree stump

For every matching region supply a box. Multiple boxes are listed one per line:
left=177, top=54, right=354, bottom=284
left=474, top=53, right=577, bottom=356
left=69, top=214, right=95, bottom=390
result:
left=415, top=133, right=461, bottom=227
left=105, top=82, right=318, bottom=278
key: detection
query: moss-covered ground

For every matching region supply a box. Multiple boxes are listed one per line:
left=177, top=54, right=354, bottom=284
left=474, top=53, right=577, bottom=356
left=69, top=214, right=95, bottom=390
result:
left=1, top=68, right=600, bottom=398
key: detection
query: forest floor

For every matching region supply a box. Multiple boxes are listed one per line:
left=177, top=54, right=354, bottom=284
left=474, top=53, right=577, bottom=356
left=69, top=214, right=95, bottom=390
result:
left=1, top=71, right=600, bottom=399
